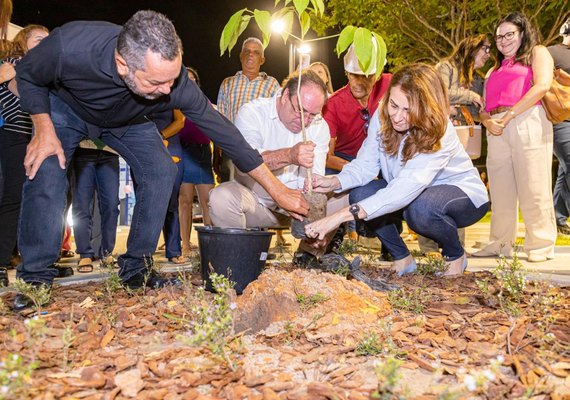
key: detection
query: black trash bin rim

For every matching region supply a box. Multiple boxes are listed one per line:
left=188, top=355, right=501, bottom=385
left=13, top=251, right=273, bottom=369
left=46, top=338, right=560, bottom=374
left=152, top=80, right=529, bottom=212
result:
left=195, top=226, right=275, bottom=236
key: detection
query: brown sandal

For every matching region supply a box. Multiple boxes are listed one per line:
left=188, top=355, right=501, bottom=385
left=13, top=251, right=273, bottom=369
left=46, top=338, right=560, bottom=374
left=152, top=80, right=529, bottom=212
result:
left=77, top=257, right=94, bottom=273
left=168, top=255, right=190, bottom=265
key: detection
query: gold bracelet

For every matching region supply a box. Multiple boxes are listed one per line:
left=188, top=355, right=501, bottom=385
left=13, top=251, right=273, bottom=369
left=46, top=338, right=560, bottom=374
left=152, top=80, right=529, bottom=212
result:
left=509, top=109, right=516, bottom=118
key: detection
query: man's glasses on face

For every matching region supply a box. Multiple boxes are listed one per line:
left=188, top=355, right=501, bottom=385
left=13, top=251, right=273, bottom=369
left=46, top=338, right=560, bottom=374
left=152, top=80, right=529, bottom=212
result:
left=288, top=95, right=321, bottom=123
left=360, top=108, right=370, bottom=131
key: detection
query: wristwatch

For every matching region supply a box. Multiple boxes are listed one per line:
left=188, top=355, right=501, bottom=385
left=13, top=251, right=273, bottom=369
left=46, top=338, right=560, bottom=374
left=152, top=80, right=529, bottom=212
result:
left=349, top=204, right=361, bottom=220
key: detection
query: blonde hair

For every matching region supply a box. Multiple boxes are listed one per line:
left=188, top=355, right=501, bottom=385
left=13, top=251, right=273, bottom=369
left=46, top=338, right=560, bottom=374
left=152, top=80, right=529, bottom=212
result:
left=309, top=61, right=334, bottom=94
left=379, top=63, right=449, bottom=163
left=9, top=24, right=48, bottom=58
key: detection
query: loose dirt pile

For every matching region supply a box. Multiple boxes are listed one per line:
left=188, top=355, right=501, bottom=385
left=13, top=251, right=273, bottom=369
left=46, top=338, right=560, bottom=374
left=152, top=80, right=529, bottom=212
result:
left=0, top=263, right=568, bottom=399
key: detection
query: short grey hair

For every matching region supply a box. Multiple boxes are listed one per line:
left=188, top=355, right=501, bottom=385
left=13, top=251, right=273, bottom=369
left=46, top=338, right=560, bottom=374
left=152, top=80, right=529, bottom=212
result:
left=241, top=37, right=264, bottom=56
left=117, top=10, right=183, bottom=71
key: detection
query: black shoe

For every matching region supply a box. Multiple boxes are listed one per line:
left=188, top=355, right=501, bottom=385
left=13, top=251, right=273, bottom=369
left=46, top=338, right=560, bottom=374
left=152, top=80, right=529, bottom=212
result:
left=123, top=269, right=181, bottom=290
left=557, top=223, right=570, bottom=236
left=0, top=267, right=8, bottom=287
left=292, top=251, right=319, bottom=268
left=13, top=282, right=52, bottom=312
left=49, top=264, right=74, bottom=278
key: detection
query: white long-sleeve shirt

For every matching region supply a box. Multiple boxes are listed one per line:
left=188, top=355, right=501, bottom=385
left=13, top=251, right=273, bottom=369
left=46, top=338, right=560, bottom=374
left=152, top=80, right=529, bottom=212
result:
left=336, top=109, right=489, bottom=221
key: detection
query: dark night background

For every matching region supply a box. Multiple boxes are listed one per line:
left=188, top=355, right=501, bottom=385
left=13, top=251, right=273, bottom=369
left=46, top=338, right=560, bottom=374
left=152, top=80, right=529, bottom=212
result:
left=11, top=0, right=345, bottom=103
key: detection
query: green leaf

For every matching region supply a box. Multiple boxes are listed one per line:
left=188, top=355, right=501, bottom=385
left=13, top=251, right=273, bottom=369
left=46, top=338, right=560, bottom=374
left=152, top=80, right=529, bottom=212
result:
left=277, top=10, right=295, bottom=44
left=299, top=12, right=311, bottom=39
left=219, top=8, right=247, bottom=56
left=254, top=9, right=273, bottom=49
left=353, top=27, right=374, bottom=75
left=315, top=0, right=325, bottom=17
left=335, top=25, right=356, bottom=57
left=227, top=15, right=252, bottom=56
left=293, top=0, right=310, bottom=15
left=372, top=32, right=387, bottom=77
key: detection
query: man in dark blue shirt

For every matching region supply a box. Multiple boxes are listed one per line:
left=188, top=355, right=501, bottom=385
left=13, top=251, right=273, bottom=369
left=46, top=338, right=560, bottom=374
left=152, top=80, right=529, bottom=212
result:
left=14, top=10, right=309, bottom=310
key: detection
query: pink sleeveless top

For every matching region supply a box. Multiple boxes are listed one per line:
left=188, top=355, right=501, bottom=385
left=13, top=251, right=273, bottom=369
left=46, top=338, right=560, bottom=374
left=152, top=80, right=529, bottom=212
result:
left=485, top=58, right=534, bottom=111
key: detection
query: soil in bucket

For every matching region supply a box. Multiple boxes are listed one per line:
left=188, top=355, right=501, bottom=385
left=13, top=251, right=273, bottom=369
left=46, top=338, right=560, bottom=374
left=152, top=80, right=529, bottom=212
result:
left=195, top=226, right=275, bottom=294
left=290, top=192, right=328, bottom=239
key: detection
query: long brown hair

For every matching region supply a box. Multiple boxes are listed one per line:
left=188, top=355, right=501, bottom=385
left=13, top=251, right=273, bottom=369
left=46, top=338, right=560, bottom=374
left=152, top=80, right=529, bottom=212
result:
left=379, top=63, right=449, bottom=163
left=0, top=0, right=12, bottom=55
left=9, top=24, right=48, bottom=58
left=449, top=34, right=489, bottom=87
left=494, top=11, right=536, bottom=67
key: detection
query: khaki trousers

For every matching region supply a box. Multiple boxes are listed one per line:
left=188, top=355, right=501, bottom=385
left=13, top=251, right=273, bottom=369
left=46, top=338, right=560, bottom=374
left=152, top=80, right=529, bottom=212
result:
left=484, top=106, right=556, bottom=257
left=209, top=181, right=349, bottom=255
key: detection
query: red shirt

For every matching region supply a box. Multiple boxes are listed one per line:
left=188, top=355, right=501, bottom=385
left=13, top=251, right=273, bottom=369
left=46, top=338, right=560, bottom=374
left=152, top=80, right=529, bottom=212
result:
left=323, top=74, right=392, bottom=157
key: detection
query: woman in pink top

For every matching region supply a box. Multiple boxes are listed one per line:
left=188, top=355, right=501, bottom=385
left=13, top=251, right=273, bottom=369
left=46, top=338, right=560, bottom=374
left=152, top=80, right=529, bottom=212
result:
left=473, top=12, right=555, bottom=262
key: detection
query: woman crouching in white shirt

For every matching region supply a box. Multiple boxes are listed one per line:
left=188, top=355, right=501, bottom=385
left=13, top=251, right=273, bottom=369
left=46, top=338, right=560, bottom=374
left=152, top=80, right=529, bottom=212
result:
left=305, top=63, right=489, bottom=276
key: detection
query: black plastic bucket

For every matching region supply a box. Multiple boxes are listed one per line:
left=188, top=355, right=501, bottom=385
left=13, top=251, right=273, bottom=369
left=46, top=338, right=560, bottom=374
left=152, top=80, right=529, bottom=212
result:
left=195, top=226, right=275, bottom=294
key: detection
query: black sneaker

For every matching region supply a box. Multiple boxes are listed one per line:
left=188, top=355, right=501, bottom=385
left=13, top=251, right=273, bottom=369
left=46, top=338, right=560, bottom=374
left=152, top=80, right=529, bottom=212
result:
left=0, top=267, right=8, bottom=287
left=48, top=264, right=74, bottom=278
left=13, top=282, right=53, bottom=312
left=123, top=269, right=181, bottom=290
left=557, top=223, right=570, bottom=236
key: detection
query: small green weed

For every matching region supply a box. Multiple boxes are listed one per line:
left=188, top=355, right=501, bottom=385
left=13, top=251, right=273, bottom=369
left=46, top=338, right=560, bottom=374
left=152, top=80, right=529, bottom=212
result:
left=178, top=272, right=237, bottom=369
left=476, top=253, right=526, bottom=316
left=356, top=331, right=383, bottom=356
left=371, top=356, right=405, bottom=400
left=12, top=280, right=51, bottom=314
left=61, top=324, right=76, bottom=371
left=0, top=353, right=38, bottom=398
left=296, top=292, right=329, bottom=311
left=388, top=287, right=429, bottom=314
left=336, top=239, right=358, bottom=257
left=417, top=254, right=448, bottom=277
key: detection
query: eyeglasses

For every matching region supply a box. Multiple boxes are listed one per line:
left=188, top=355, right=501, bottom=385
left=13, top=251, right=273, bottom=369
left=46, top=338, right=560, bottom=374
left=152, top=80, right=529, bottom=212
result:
left=495, top=31, right=518, bottom=43
left=360, top=108, right=370, bottom=130
left=288, top=95, right=321, bottom=122
left=481, top=45, right=491, bottom=54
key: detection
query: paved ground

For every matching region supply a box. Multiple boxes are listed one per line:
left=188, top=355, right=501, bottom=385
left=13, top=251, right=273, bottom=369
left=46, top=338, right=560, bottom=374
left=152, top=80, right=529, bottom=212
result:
left=4, top=221, right=570, bottom=288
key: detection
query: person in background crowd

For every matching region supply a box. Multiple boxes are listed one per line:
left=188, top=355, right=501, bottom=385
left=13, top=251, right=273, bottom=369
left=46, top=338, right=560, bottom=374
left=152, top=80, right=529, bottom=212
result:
left=473, top=12, right=555, bottom=262
left=215, top=37, right=280, bottom=182
left=309, top=61, right=334, bottom=94
left=72, top=138, right=120, bottom=273
left=322, top=41, right=392, bottom=247
left=305, top=64, right=489, bottom=276
left=178, top=67, right=215, bottom=256
left=549, top=18, right=570, bottom=236
left=0, top=25, right=49, bottom=286
left=415, top=34, right=491, bottom=256
left=210, top=70, right=335, bottom=263
left=13, top=10, right=308, bottom=311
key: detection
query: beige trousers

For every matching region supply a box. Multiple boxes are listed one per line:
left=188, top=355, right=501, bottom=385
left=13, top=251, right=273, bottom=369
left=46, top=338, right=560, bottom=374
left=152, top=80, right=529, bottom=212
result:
left=484, top=106, right=556, bottom=257
left=209, top=181, right=349, bottom=255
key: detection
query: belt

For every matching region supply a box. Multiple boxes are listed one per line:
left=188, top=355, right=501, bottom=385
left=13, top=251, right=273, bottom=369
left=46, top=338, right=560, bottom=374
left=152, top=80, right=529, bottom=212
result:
left=489, top=106, right=511, bottom=116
